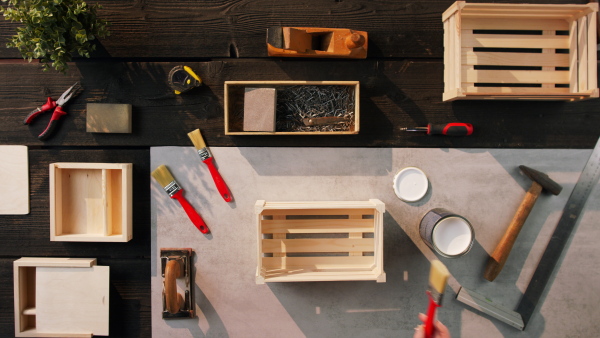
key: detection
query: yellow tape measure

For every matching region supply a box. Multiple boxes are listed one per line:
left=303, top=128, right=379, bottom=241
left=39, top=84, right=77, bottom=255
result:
left=168, top=66, right=202, bottom=94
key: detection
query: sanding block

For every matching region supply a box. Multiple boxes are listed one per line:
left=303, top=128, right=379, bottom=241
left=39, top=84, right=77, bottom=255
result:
left=86, top=103, right=133, bottom=133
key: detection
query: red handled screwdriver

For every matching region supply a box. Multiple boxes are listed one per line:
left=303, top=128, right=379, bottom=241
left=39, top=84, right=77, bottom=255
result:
left=400, top=123, right=473, bottom=136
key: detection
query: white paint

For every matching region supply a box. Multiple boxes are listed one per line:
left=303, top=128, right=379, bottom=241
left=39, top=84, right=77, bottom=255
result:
left=393, top=167, right=428, bottom=202
left=432, top=217, right=473, bottom=256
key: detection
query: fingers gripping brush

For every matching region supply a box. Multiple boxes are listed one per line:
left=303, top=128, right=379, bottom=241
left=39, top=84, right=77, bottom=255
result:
left=152, top=165, right=210, bottom=234
left=425, top=260, right=450, bottom=338
left=187, top=129, right=233, bottom=202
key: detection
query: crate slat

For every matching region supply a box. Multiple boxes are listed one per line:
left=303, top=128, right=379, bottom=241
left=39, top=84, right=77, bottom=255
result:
left=261, top=219, right=374, bottom=234
left=462, top=50, right=569, bottom=67
left=462, top=32, right=569, bottom=49
left=462, top=68, right=569, bottom=84
left=462, top=18, right=569, bottom=31
left=262, top=238, right=374, bottom=253
left=262, top=256, right=375, bottom=270
left=464, top=87, right=570, bottom=95
left=261, top=208, right=375, bottom=216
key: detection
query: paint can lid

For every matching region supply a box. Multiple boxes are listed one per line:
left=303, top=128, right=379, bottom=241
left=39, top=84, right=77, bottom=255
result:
left=393, top=167, right=428, bottom=202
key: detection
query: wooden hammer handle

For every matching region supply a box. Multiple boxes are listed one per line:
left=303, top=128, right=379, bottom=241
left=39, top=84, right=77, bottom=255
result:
left=484, top=181, right=543, bottom=281
left=164, top=259, right=182, bottom=314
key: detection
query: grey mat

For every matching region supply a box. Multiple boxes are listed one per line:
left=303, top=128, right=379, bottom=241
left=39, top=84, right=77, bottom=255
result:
left=151, top=147, right=600, bottom=338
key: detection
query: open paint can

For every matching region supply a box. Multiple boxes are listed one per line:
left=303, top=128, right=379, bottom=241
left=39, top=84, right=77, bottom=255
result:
left=420, top=208, right=474, bottom=258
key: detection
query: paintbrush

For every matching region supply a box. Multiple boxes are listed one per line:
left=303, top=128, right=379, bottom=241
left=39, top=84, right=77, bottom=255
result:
left=151, top=164, right=209, bottom=234
left=424, top=260, right=450, bottom=338
left=187, top=128, right=233, bottom=202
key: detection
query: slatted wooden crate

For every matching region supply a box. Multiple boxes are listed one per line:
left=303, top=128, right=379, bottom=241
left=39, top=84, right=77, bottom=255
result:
left=255, top=199, right=385, bottom=283
left=443, top=1, right=598, bottom=101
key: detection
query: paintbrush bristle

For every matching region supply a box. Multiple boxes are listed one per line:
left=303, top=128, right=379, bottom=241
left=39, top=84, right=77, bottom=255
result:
left=187, top=129, right=206, bottom=150
left=151, top=165, right=175, bottom=187
left=429, top=260, right=450, bottom=302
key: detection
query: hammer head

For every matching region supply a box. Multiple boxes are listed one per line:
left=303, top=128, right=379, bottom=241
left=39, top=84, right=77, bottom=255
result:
left=519, top=165, right=563, bottom=195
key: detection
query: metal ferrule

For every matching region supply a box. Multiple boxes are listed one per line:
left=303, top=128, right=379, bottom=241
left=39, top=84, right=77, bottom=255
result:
left=164, top=181, right=181, bottom=197
left=428, top=288, right=444, bottom=306
left=197, top=147, right=212, bottom=161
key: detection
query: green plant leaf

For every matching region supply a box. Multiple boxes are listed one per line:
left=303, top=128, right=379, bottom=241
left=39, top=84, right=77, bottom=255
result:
left=2, top=0, right=110, bottom=72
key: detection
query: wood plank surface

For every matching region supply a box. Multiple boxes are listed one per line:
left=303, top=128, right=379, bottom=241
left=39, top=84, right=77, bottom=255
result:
left=0, top=60, right=598, bottom=149
left=0, top=0, right=590, bottom=59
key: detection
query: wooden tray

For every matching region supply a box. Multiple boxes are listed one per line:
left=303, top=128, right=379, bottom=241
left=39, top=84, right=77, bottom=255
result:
left=255, top=199, right=385, bottom=283
left=443, top=1, right=598, bottom=101
left=13, top=257, right=109, bottom=337
left=50, top=163, right=132, bottom=242
left=224, top=81, right=360, bottom=135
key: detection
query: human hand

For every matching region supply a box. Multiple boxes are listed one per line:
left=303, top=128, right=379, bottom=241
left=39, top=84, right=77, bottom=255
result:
left=413, top=313, right=451, bottom=338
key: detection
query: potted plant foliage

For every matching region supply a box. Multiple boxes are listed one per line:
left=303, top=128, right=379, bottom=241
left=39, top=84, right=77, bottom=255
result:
left=0, top=0, right=109, bottom=72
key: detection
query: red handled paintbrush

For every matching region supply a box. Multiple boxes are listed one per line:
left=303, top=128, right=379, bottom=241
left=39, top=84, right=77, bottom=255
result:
left=152, top=164, right=209, bottom=234
left=424, top=260, right=450, bottom=338
left=187, top=128, right=233, bottom=202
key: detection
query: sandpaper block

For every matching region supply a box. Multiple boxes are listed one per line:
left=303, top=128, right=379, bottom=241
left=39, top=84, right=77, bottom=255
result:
left=243, top=88, right=277, bottom=132
left=86, top=103, right=133, bottom=133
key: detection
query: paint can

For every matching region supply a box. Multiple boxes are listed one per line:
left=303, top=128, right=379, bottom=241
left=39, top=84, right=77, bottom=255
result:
left=420, top=208, right=474, bottom=258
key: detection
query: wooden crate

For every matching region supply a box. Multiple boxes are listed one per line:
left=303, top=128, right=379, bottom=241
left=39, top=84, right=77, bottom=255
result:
left=50, top=163, right=132, bottom=242
left=443, top=1, right=598, bottom=101
left=224, top=81, right=360, bottom=135
left=13, top=257, right=109, bottom=337
left=255, top=199, right=385, bottom=283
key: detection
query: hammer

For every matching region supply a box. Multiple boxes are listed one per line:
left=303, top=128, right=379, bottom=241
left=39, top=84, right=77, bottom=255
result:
left=484, top=165, right=562, bottom=281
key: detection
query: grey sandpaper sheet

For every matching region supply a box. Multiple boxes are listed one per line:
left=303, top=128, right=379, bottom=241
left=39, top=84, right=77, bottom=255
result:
left=151, top=147, right=600, bottom=338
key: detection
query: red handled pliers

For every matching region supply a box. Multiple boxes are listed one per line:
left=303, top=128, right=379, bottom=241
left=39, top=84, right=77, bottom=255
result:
left=23, top=82, right=82, bottom=140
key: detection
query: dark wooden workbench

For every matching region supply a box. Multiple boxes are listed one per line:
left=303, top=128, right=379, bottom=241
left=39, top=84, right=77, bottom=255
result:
left=0, top=0, right=598, bottom=336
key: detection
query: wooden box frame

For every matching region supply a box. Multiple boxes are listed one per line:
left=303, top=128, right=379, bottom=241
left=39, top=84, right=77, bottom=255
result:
left=224, top=81, right=360, bottom=135
left=443, top=1, right=598, bottom=101
left=50, top=163, right=132, bottom=242
left=14, top=257, right=109, bottom=337
left=255, top=199, right=385, bottom=283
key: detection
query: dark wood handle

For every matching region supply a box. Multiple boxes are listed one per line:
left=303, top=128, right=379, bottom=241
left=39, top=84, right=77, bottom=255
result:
left=484, top=181, right=543, bottom=281
left=164, top=259, right=182, bottom=314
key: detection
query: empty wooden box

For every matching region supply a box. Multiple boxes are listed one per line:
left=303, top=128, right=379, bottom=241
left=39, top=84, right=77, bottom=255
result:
left=225, top=81, right=360, bottom=135
left=50, top=163, right=132, bottom=242
left=14, top=257, right=109, bottom=337
left=443, top=1, right=598, bottom=101
left=255, top=199, right=385, bottom=283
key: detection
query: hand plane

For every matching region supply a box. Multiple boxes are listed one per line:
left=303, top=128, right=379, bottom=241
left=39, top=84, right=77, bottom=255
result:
left=267, top=27, right=367, bottom=58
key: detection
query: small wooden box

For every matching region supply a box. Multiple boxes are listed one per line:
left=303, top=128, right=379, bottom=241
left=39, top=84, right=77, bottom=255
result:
left=225, top=81, right=360, bottom=135
left=50, top=163, right=132, bottom=242
left=443, top=1, right=598, bottom=101
left=14, top=257, right=109, bottom=337
left=255, top=199, right=385, bottom=283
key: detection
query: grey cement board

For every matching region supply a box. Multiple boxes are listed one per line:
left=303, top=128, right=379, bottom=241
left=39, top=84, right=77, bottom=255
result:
left=151, top=147, right=600, bottom=338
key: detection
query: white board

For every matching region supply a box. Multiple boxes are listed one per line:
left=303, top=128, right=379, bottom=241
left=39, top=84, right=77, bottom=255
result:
left=0, top=145, right=28, bottom=214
